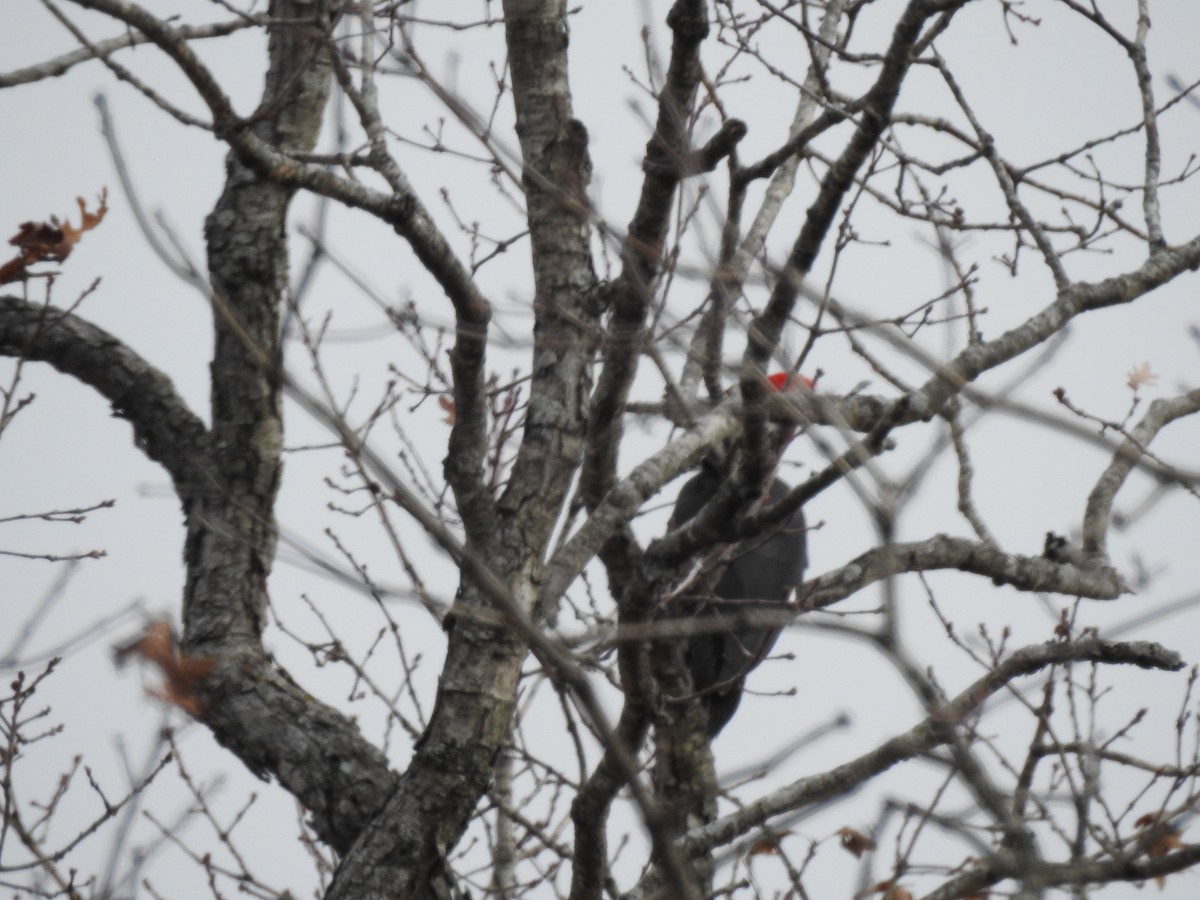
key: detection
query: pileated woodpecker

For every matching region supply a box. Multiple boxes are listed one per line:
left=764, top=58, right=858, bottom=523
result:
left=669, top=373, right=809, bottom=737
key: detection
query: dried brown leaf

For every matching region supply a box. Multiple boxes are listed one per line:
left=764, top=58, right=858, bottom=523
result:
left=113, top=619, right=213, bottom=717
left=863, top=881, right=912, bottom=900
left=1127, top=362, right=1159, bottom=390
left=746, top=829, right=793, bottom=857
left=838, top=827, right=877, bottom=858
left=0, top=189, right=108, bottom=285
left=1136, top=812, right=1186, bottom=889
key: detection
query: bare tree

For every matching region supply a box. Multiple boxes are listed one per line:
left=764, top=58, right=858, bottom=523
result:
left=3, top=1, right=1200, bottom=897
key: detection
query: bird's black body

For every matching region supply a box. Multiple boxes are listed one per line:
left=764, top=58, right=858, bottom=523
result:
left=671, top=465, right=807, bottom=737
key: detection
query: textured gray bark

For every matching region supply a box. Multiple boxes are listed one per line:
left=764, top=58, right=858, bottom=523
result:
left=181, top=0, right=406, bottom=858
left=326, top=1, right=607, bottom=893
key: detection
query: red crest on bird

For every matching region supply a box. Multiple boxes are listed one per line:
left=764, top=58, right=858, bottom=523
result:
left=766, top=371, right=814, bottom=391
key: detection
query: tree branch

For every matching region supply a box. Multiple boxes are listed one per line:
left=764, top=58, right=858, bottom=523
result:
left=803, top=534, right=1129, bottom=609
left=0, top=296, right=208, bottom=496
left=689, top=637, right=1182, bottom=854
left=1082, top=388, right=1200, bottom=558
